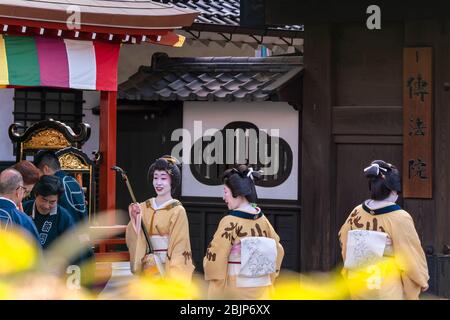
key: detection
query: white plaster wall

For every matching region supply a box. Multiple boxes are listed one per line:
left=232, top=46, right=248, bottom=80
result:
left=0, top=89, right=15, bottom=161
left=180, top=101, right=299, bottom=200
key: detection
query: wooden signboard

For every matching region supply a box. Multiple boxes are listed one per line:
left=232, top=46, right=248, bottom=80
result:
left=403, top=47, right=433, bottom=198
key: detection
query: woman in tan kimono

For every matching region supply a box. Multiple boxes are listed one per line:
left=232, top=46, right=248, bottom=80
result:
left=204, top=165, right=284, bottom=300
left=339, top=160, right=429, bottom=300
left=126, top=156, right=194, bottom=282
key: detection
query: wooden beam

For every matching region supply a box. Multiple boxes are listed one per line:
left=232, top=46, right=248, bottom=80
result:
left=99, top=91, right=117, bottom=225
left=265, top=0, right=450, bottom=24
left=301, top=23, right=334, bottom=272
left=0, top=17, right=172, bottom=37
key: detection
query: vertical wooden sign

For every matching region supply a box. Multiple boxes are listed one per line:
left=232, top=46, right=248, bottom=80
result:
left=403, top=47, right=433, bottom=198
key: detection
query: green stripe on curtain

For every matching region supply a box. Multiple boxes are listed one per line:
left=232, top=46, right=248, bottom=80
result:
left=4, top=36, right=40, bottom=86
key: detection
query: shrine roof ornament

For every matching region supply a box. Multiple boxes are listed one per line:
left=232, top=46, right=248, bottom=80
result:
left=0, top=0, right=199, bottom=44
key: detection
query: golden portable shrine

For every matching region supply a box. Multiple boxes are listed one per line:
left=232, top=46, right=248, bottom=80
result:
left=8, top=118, right=130, bottom=263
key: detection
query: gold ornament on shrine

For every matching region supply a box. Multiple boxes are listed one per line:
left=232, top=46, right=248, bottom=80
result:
left=23, top=129, right=71, bottom=149
left=58, top=153, right=89, bottom=170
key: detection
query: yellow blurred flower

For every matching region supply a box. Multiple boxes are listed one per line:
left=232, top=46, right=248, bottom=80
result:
left=272, top=271, right=350, bottom=300
left=0, top=282, right=12, bottom=299
left=126, top=273, right=202, bottom=300
left=0, top=227, right=39, bottom=275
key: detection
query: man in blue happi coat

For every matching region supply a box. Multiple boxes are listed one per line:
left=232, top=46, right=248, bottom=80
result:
left=0, top=168, right=40, bottom=244
left=34, top=151, right=88, bottom=223
left=23, top=175, right=76, bottom=250
left=34, top=150, right=94, bottom=287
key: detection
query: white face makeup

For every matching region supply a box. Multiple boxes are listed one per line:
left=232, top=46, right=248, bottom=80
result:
left=153, top=170, right=172, bottom=197
left=223, top=184, right=242, bottom=210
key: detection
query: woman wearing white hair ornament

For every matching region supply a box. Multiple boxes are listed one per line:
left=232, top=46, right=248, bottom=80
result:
left=338, top=160, right=429, bottom=300
left=203, top=165, right=284, bottom=300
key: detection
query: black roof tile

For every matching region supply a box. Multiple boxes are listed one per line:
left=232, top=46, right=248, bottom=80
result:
left=118, top=52, right=303, bottom=103
left=153, top=0, right=303, bottom=34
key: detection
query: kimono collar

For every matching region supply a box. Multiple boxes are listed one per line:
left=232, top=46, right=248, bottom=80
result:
left=150, top=198, right=180, bottom=211
left=0, top=197, right=18, bottom=210
left=362, top=201, right=401, bottom=215
left=32, top=202, right=57, bottom=219
left=229, top=207, right=263, bottom=220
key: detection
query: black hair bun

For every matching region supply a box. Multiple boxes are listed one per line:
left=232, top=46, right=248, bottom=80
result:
left=363, top=159, right=401, bottom=194
left=364, top=164, right=381, bottom=178
left=222, top=165, right=262, bottom=203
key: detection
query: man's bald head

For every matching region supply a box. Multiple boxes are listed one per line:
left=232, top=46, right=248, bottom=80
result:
left=0, top=168, right=23, bottom=195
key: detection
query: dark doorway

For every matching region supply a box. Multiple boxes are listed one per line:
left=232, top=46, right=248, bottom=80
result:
left=115, top=102, right=183, bottom=224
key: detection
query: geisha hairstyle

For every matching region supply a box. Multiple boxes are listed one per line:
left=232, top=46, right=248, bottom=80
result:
left=364, top=160, right=402, bottom=200
left=222, top=165, right=262, bottom=203
left=147, top=155, right=181, bottom=195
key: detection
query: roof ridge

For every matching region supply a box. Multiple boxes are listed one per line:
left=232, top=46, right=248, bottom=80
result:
left=148, top=53, right=303, bottom=71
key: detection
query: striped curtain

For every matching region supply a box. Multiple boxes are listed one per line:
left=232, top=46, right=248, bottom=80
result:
left=0, top=35, right=120, bottom=91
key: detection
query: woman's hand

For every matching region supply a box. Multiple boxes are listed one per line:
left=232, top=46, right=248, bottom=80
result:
left=128, top=203, right=141, bottom=221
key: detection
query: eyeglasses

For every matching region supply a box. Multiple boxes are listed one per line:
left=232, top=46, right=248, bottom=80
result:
left=16, top=185, right=27, bottom=192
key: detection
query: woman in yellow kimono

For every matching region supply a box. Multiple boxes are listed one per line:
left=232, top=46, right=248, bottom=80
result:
left=339, top=160, right=429, bottom=300
left=204, top=165, right=284, bottom=300
left=126, top=156, right=194, bottom=282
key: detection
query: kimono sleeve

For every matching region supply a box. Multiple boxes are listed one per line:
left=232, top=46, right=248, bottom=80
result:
left=166, top=206, right=195, bottom=280
left=125, top=202, right=148, bottom=274
left=265, top=218, right=284, bottom=280
left=338, top=217, right=351, bottom=263
left=203, top=216, right=233, bottom=281
left=389, top=211, right=429, bottom=299
left=339, top=206, right=362, bottom=263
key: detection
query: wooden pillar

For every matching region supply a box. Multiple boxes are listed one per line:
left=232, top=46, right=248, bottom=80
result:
left=99, top=91, right=117, bottom=225
left=301, top=23, right=334, bottom=272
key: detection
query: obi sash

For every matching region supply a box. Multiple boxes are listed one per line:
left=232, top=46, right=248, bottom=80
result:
left=344, top=229, right=393, bottom=270
left=150, top=235, right=169, bottom=263
left=227, top=236, right=277, bottom=288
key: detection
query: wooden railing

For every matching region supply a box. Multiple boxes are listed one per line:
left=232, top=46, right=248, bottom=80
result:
left=90, top=225, right=129, bottom=262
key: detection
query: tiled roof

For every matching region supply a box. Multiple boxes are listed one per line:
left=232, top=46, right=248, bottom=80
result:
left=1, top=0, right=198, bottom=30
left=118, top=52, right=304, bottom=103
left=154, top=0, right=304, bottom=35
